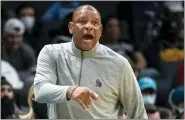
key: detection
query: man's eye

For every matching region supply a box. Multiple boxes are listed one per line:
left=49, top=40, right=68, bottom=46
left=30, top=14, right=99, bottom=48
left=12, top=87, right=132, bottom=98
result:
left=8, top=88, right=12, bottom=92
left=93, top=21, right=98, bottom=25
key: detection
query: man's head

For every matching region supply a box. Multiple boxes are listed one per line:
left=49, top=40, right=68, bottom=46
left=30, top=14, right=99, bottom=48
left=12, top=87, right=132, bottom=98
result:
left=68, top=5, right=102, bottom=51
left=1, top=76, right=13, bottom=100
left=145, top=104, right=161, bottom=119
left=16, top=2, right=36, bottom=30
left=168, top=86, right=184, bottom=118
left=138, top=77, right=157, bottom=104
left=159, top=107, right=173, bottom=119
left=3, top=18, right=25, bottom=50
left=1, top=77, right=15, bottom=118
left=103, top=15, right=120, bottom=42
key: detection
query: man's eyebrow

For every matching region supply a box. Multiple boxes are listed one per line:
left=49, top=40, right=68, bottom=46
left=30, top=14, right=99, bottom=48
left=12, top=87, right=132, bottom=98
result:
left=94, top=17, right=100, bottom=20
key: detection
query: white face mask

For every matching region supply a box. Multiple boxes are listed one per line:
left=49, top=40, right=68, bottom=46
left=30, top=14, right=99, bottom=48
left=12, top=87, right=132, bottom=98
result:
left=143, top=94, right=156, bottom=104
left=21, top=16, right=35, bottom=30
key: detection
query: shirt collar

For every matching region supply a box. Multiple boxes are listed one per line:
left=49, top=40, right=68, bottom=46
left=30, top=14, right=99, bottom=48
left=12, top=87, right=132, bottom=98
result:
left=71, top=38, right=100, bottom=58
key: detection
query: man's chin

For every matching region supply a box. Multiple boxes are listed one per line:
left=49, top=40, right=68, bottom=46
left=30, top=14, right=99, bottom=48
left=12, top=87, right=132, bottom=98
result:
left=80, top=41, right=95, bottom=51
left=81, top=46, right=93, bottom=51
left=80, top=44, right=94, bottom=51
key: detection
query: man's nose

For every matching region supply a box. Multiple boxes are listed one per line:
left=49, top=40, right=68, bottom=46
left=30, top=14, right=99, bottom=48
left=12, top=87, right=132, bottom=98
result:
left=4, top=90, right=9, bottom=95
left=84, top=22, right=93, bottom=31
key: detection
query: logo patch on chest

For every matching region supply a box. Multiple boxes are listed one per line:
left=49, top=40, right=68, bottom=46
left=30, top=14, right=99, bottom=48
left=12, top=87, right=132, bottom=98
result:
left=96, top=79, right=102, bottom=87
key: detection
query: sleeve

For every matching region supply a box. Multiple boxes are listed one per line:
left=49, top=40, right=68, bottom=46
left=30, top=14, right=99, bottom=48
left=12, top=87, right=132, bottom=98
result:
left=34, top=45, right=70, bottom=103
left=42, top=2, right=60, bottom=21
left=118, top=60, right=148, bottom=119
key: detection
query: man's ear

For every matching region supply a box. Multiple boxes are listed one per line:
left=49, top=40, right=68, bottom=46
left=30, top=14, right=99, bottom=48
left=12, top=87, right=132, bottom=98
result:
left=68, top=22, right=73, bottom=34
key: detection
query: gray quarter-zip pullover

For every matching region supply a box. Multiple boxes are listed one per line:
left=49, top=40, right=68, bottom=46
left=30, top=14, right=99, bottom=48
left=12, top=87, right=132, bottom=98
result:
left=34, top=40, right=147, bottom=119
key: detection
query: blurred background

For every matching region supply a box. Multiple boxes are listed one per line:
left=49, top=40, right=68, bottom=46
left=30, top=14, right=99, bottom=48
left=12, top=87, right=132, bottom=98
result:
left=1, top=1, right=184, bottom=119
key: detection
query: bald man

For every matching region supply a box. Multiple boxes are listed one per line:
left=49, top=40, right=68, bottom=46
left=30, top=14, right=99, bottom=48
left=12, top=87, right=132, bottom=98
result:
left=34, top=5, right=147, bottom=119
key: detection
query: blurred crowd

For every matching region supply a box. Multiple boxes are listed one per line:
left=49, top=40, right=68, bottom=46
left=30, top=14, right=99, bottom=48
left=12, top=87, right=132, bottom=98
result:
left=1, top=1, right=184, bottom=119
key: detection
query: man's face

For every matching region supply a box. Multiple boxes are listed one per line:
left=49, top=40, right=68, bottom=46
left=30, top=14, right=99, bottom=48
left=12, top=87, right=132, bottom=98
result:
left=1, top=85, right=13, bottom=100
left=69, top=9, right=102, bottom=51
left=105, top=18, right=120, bottom=41
left=3, top=33, right=23, bottom=50
left=142, top=88, right=157, bottom=104
left=20, top=7, right=36, bottom=30
left=147, top=112, right=161, bottom=119
left=1, top=84, right=15, bottom=119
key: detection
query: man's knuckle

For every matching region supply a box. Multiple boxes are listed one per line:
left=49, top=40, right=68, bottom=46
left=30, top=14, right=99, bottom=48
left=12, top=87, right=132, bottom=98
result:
left=82, top=87, right=86, bottom=91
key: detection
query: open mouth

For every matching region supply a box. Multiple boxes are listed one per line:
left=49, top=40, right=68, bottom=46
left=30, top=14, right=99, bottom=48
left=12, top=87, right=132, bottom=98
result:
left=83, top=35, right=94, bottom=41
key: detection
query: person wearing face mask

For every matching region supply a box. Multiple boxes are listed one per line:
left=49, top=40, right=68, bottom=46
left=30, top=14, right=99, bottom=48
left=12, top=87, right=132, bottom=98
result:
left=138, top=77, right=158, bottom=105
left=19, top=86, right=48, bottom=119
left=2, top=18, right=36, bottom=72
left=1, top=76, right=23, bottom=119
left=168, top=86, right=184, bottom=119
left=16, top=2, right=43, bottom=56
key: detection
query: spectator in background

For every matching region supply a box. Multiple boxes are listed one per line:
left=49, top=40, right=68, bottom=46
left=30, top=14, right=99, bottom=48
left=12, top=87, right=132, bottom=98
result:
left=168, top=86, right=184, bottom=119
left=145, top=104, right=174, bottom=119
left=1, top=60, right=24, bottom=90
left=101, top=15, right=160, bottom=79
left=158, top=107, right=173, bottom=119
left=145, top=104, right=161, bottom=119
left=50, top=11, right=73, bottom=43
left=1, top=60, right=25, bottom=109
left=101, top=15, right=147, bottom=70
left=2, top=18, right=36, bottom=72
left=19, top=86, right=48, bottom=119
left=1, top=77, right=23, bottom=119
left=16, top=2, right=43, bottom=56
left=138, top=77, right=158, bottom=105
left=42, top=1, right=80, bottom=21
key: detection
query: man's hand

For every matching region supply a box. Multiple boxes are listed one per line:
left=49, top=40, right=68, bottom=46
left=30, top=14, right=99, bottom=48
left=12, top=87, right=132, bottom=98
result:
left=67, top=87, right=99, bottom=111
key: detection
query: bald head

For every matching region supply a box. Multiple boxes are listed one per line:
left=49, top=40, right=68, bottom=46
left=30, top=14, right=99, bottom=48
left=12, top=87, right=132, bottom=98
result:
left=72, top=5, right=101, bottom=22
left=68, top=4, right=102, bottom=51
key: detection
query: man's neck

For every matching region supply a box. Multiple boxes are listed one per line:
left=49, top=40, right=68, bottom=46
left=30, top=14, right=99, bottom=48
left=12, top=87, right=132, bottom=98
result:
left=71, top=40, right=100, bottom=58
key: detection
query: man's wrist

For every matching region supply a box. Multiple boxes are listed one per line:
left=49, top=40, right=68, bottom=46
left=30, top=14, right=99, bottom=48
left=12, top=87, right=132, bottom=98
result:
left=67, top=87, right=72, bottom=100
left=66, top=86, right=79, bottom=100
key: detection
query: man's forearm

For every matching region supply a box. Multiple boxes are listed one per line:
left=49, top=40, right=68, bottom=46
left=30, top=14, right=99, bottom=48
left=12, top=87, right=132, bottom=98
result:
left=34, top=82, right=70, bottom=103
